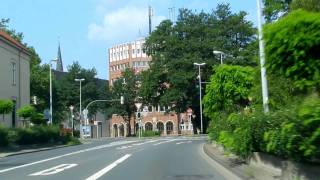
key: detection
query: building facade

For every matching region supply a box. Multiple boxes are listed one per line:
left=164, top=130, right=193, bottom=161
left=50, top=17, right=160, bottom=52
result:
left=108, top=38, right=194, bottom=137
left=0, top=30, right=31, bottom=127
left=109, top=38, right=151, bottom=85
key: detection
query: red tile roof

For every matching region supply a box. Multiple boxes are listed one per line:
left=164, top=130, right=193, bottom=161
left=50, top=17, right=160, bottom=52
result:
left=0, top=29, right=30, bottom=54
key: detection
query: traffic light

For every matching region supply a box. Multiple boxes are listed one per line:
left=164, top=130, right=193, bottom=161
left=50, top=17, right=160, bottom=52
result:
left=120, top=96, right=124, bottom=105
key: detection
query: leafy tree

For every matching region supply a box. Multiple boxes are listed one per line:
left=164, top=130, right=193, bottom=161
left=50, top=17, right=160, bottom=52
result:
left=264, top=10, right=320, bottom=90
left=263, top=0, right=292, bottom=22
left=203, top=65, right=255, bottom=118
left=141, top=4, right=257, bottom=131
left=17, top=105, right=36, bottom=120
left=290, top=0, right=320, bottom=12
left=110, top=69, right=139, bottom=136
left=53, top=62, right=108, bottom=123
left=263, top=0, right=320, bottom=23
left=0, top=99, right=13, bottom=121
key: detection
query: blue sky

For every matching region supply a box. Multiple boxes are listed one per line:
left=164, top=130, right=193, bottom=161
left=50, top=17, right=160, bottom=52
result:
left=0, top=0, right=258, bottom=80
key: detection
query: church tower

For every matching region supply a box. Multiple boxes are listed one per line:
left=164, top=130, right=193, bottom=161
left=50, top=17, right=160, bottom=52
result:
left=56, top=43, right=63, bottom=72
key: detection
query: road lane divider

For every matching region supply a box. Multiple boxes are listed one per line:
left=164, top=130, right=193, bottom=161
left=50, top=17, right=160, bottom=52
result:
left=176, top=141, right=192, bottom=145
left=153, top=139, right=176, bottom=146
left=0, top=140, right=137, bottom=174
left=29, top=164, right=77, bottom=176
left=86, top=154, right=131, bottom=180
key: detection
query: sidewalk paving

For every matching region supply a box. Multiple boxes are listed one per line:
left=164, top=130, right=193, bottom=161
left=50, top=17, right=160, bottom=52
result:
left=203, top=142, right=280, bottom=180
left=0, top=143, right=73, bottom=158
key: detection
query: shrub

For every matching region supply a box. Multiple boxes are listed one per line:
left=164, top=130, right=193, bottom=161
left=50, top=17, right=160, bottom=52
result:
left=264, top=10, right=320, bottom=90
left=17, top=105, right=35, bottom=120
left=204, top=65, right=255, bottom=118
left=0, top=99, right=13, bottom=121
left=0, top=125, right=9, bottom=147
left=264, top=95, right=320, bottom=162
left=141, top=131, right=160, bottom=137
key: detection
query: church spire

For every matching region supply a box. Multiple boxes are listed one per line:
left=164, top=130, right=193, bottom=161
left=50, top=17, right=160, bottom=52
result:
left=56, top=42, right=63, bottom=72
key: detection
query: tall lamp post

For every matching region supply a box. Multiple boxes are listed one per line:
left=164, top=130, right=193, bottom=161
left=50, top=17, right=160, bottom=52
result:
left=213, top=50, right=225, bottom=65
left=194, top=62, right=205, bottom=134
left=69, top=105, right=74, bottom=137
left=49, top=59, right=58, bottom=125
left=256, top=0, right=269, bottom=113
left=75, top=78, right=85, bottom=125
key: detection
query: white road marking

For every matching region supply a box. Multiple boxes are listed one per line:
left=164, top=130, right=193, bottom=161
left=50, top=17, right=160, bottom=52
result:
left=86, top=154, right=131, bottom=180
left=132, top=139, right=159, bottom=146
left=153, top=139, right=176, bottom=146
left=176, top=141, right=192, bottom=145
left=29, top=164, right=77, bottom=176
left=0, top=140, right=137, bottom=174
left=116, top=145, right=132, bottom=150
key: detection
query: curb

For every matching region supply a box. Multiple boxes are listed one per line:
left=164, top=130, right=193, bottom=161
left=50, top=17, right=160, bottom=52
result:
left=0, top=144, right=77, bottom=158
left=202, top=143, right=250, bottom=180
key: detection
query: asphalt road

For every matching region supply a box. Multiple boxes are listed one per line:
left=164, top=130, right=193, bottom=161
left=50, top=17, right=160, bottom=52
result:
left=0, top=136, right=227, bottom=180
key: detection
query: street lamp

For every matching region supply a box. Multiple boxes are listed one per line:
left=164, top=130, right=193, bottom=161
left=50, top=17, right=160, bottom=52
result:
left=75, top=78, right=85, bottom=124
left=69, top=105, right=74, bottom=137
left=49, top=58, right=58, bottom=125
left=256, top=0, right=269, bottom=113
left=194, top=62, right=205, bottom=134
left=213, top=50, right=225, bottom=65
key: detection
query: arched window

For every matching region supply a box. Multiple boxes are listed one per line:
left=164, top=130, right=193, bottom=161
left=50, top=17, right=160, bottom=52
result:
left=145, top=122, right=153, bottom=131
left=157, top=122, right=164, bottom=132
left=166, top=121, right=173, bottom=135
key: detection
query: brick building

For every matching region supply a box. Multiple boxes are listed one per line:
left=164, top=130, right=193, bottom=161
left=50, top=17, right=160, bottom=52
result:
left=108, top=38, right=194, bottom=137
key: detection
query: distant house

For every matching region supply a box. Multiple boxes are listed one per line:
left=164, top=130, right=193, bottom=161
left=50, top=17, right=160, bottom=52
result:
left=0, top=30, right=31, bottom=127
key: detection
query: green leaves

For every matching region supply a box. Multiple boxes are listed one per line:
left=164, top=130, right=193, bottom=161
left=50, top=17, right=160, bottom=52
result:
left=264, top=10, right=320, bottom=90
left=0, top=99, right=13, bottom=121
left=203, top=65, right=255, bottom=116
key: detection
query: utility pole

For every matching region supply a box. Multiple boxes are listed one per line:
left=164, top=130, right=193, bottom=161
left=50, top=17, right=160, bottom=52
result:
left=256, top=0, right=269, bottom=113
left=194, top=63, right=206, bottom=134
left=148, top=6, right=153, bottom=34
left=49, top=59, right=57, bottom=125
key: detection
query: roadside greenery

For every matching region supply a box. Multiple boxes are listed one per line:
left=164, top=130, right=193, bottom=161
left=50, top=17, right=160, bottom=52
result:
left=0, top=125, right=79, bottom=147
left=0, top=99, right=13, bottom=121
left=204, top=9, right=320, bottom=163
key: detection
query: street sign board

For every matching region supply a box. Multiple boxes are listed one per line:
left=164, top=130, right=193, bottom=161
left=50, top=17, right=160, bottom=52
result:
left=43, top=109, right=50, bottom=120
left=83, top=109, right=88, bottom=120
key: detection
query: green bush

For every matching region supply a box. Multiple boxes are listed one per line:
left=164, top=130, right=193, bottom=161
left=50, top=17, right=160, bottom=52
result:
left=264, top=95, right=320, bottom=162
left=14, top=126, right=66, bottom=145
left=264, top=10, right=320, bottom=90
left=0, top=99, right=13, bottom=121
left=141, top=131, right=160, bottom=137
left=0, top=125, right=9, bottom=147
left=204, top=65, right=255, bottom=118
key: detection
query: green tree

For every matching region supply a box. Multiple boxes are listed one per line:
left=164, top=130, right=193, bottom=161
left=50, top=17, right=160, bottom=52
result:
left=263, top=0, right=320, bottom=23
left=141, top=4, right=257, bottom=130
left=0, top=99, right=13, bottom=121
left=17, top=105, right=36, bottom=125
left=263, top=0, right=292, bottom=22
left=203, top=65, right=255, bottom=118
left=53, top=62, right=108, bottom=124
left=264, top=10, right=320, bottom=90
left=110, top=69, right=138, bottom=136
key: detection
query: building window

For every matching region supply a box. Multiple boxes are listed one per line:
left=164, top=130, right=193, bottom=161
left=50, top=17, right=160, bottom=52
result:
left=132, top=49, right=135, bottom=54
left=11, top=62, right=16, bottom=86
left=137, top=49, right=140, bottom=54
left=145, top=122, right=153, bottom=131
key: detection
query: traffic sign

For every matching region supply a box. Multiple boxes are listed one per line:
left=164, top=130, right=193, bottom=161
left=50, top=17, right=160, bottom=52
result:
left=83, top=109, right=88, bottom=120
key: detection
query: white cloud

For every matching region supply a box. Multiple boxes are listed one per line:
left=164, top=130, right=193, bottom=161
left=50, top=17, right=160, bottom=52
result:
left=88, top=6, right=165, bottom=43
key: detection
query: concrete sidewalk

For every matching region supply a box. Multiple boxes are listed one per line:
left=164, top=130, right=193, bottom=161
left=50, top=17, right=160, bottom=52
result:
left=203, top=142, right=280, bottom=180
left=0, top=143, right=75, bottom=158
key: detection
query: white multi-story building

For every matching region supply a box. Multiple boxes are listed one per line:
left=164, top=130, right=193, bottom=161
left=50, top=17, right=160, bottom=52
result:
left=108, top=38, right=151, bottom=85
